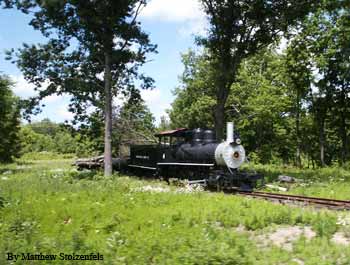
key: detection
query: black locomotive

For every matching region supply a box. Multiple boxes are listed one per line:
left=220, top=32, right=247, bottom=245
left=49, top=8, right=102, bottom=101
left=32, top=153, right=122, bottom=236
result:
left=118, top=122, right=263, bottom=191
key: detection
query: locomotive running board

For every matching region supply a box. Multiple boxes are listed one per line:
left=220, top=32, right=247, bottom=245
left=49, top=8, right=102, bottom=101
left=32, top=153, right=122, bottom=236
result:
left=128, top=165, right=157, bottom=170
left=157, top=162, right=214, bottom=166
left=187, top=179, right=207, bottom=185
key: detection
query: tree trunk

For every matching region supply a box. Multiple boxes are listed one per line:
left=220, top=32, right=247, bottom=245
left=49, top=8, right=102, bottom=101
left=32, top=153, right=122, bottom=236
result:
left=214, top=70, right=232, bottom=141
left=214, top=102, right=225, bottom=141
left=339, top=90, right=347, bottom=166
left=213, top=53, right=238, bottom=141
left=340, top=112, right=347, bottom=165
left=104, top=51, right=113, bottom=176
left=319, top=117, right=325, bottom=167
left=295, top=91, right=301, bottom=167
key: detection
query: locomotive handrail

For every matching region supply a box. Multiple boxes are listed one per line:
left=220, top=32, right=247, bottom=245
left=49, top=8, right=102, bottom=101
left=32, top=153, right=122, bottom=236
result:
left=157, top=162, right=215, bottom=166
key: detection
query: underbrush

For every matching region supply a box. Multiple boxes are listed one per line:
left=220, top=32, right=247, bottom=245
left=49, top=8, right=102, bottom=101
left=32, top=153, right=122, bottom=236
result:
left=20, top=151, right=76, bottom=161
left=243, top=163, right=350, bottom=183
left=1, top=159, right=350, bottom=264
left=243, top=163, right=350, bottom=200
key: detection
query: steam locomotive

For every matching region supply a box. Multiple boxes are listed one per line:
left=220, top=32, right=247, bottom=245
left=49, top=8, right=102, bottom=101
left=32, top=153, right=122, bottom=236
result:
left=116, top=122, right=263, bottom=191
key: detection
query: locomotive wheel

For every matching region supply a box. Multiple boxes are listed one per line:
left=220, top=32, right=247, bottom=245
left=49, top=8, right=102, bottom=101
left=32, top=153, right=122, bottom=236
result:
left=158, top=166, right=170, bottom=184
left=216, top=176, right=225, bottom=191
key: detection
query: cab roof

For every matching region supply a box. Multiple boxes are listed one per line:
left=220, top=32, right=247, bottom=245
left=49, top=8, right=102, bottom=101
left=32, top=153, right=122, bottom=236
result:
left=154, top=128, right=188, bottom=137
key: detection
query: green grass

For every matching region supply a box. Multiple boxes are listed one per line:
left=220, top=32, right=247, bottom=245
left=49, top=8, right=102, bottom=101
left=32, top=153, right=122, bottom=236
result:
left=1, top=156, right=350, bottom=264
left=244, top=163, right=350, bottom=200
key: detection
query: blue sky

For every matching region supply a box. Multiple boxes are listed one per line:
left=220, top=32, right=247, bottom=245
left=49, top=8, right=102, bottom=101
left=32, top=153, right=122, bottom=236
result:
left=0, top=0, right=206, bottom=124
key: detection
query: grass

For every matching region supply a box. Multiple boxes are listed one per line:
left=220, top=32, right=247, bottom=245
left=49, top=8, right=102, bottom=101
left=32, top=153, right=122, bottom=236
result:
left=243, top=163, right=350, bottom=200
left=1, top=155, right=350, bottom=264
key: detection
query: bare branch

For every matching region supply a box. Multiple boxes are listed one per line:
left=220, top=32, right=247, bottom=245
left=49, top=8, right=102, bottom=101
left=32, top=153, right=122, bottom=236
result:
left=118, top=1, right=145, bottom=53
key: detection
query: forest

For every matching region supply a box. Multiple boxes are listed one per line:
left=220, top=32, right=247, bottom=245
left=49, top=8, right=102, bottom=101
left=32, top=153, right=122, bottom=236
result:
left=0, top=0, right=349, bottom=169
left=1, top=0, right=350, bottom=264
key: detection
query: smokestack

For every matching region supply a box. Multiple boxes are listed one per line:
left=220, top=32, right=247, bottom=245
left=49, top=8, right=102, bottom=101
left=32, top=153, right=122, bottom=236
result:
left=226, top=122, right=234, bottom=143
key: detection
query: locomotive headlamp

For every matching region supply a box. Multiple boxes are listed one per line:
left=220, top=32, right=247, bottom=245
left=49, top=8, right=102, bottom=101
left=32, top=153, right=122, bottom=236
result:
left=235, top=138, right=241, bottom=145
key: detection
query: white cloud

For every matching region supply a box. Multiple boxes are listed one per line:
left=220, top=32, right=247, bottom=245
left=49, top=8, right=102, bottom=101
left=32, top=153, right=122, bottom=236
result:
left=141, top=88, right=161, bottom=105
left=11, top=74, right=71, bottom=105
left=9, top=75, right=170, bottom=125
left=113, top=94, right=126, bottom=107
left=9, top=74, right=75, bottom=123
left=159, top=102, right=171, bottom=117
left=140, top=89, right=173, bottom=125
left=57, top=106, right=74, bottom=121
left=10, top=75, right=37, bottom=98
left=177, top=17, right=208, bottom=37
left=10, top=74, right=55, bottom=101
left=141, top=0, right=207, bottom=37
left=112, top=89, right=162, bottom=108
left=141, top=0, right=204, bottom=22
left=42, top=94, right=62, bottom=103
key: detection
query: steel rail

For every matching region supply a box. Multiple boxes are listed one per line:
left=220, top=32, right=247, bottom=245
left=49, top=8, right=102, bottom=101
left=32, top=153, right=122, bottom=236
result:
left=237, top=191, right=350, bottom=210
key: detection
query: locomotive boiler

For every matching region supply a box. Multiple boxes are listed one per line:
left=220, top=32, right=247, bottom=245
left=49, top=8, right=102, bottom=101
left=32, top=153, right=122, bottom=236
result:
left=124, top=122, right=263, bottom=191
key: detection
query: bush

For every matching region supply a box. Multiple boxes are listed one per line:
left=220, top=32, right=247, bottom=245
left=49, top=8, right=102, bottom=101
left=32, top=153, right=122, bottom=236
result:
left=19, top=122, right=96, bottom=157
left=313, top=213, right=338, bottom=238
left=20, top=152, right=75, bottom=160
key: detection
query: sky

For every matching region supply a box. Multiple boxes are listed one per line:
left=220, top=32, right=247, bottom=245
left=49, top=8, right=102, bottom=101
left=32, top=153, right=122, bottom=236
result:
left=0, top=0, right=207, bottom=124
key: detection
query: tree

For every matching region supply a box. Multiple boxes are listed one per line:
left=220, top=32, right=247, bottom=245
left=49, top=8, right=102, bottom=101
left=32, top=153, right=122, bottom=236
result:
left=20, top=126, right=54, bottom=153
left=228, top=50, right=294, bottom=163
left=113, top=96, right=156, bottom=143
left=19, top=119, right=91, bottom=155
left=311, top=95, right=329, bottom=167
left=77, top=95, right=156, bottom=157
left=320, top=17, right=350, bottom=164
left=198, top=0, right=319, bottom=140
left=112, top=98, right=156, bottom=157
left=28, top=118, right=61, bottom=136
left=158, top=115, right=171, bottom=132
left=2, top=0, right=156, bottom=175
left=170, top=50, right=216, bottom=128
left=291, top=0, right=350, bottom=166
left=0, top=75, right=21, bottom=162
left=285, top=35, right=313, bottom=167
left=169, top=48, right=296, bottom=163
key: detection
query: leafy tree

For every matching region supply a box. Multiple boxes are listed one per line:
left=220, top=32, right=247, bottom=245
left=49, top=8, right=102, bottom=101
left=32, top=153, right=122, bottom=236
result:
left=20, top=119, right=95, bottom=156
left=0, top=75, right=21, bottom=162
left=316, top=10, right=350, bottom=165
left=228, top=50, right=294, bottom=163
left=311, top=95, right=329, bottom=167
left=77, top=96, right=156, bottom=157
left=2, top=0, right=156, bottom=175
left=77, top=110, right=105, bottom=155
left=289, top=0, right=350, bottom=166
left=169, top=49, right=296, bottom=163
left=170, top=50, right=216, bottom=128
left=28, top=118, right=61, bottom=136
left=285, top=35, right=313, bottom=167
left=198, top=0, right=319, bottom=140
left=19, top=126, right=55, bottom=153
left=112, top=99, right=156, bottom=156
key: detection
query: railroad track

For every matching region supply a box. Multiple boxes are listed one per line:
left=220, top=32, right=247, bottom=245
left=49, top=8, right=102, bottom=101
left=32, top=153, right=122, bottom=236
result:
left=237, top=191, right=350, bottom=210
